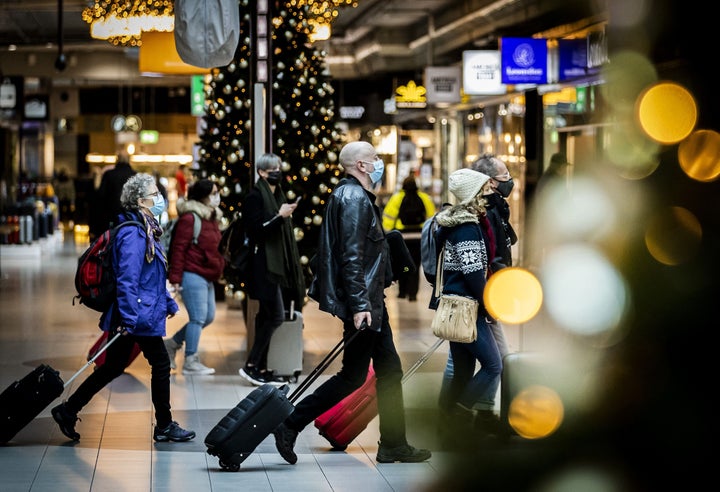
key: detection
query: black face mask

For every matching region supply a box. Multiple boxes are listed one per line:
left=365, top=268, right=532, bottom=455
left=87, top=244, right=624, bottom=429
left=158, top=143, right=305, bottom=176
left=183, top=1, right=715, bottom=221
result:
left=495, top=178, right=514, bottom=198
left=266, top=170, right=282, bottom=185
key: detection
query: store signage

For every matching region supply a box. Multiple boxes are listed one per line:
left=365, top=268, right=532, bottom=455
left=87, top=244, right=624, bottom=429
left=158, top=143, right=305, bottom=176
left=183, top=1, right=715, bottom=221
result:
left=587, top=30, right=609, bottom=69
left=339, top=106, right=365, bottom=119
left=24, top=95, right=49, bottom=121
left=139, top=130, right=159, bottom=144
left=395, top=80, right=427, bottom=109
left=558, top=39, right=591, bottom=81
left=139, top=31, right=210, bottom=75
left=0, top=76, right=23, bottom=120
left=424, top=67, right=461, bottom=104
left=191, top=75, right=206, bottom=117
left=501, top=37, right=548, bottom=84
left=463, top=51, right=505, bottom=95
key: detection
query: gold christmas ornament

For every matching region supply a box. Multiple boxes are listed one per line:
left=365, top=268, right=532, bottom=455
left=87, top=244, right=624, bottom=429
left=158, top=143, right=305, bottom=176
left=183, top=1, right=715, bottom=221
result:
left=313, top=215, right=323, bottom=226
left=294, top=227, right=304, bottom=241
left=312, top=195, right=321, bottom=205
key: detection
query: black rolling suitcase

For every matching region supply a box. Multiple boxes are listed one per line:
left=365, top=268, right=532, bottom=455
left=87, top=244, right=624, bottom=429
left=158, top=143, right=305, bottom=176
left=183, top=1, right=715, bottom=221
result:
left=0, top=332, right=122, bottom=444
left=205, top=326, right=363, bottom=471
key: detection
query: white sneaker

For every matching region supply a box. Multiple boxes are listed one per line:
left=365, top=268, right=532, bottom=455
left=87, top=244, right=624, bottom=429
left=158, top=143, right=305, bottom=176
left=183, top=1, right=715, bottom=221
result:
left=182, top=354, right=215, bottom=375
left=164, top=338, right=181, bottom=370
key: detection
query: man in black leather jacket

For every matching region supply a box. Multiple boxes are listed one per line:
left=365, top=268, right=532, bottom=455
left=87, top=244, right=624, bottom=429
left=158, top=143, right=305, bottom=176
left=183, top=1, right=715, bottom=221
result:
left=273, top=140, right=432, bottom=465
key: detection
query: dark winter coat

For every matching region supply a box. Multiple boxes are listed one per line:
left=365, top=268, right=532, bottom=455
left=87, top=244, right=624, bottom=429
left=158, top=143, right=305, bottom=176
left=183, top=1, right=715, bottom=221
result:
left=243, top=182, right=305, bottom=306
left=96, top=161, right=136, bottom=230
left=432, top=207, right=491, bottom=316
left=484, top=192, right=517, bottom=268
left=100, top=212, right=179, bottom=337
left=308, top=175, right=392, bottom=331
left=167, top=199, right=225, bottom=285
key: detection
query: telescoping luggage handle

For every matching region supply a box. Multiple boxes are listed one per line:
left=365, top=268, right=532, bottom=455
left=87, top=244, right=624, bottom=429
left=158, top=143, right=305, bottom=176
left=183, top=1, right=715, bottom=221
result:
left=63, top=331, right=124, bottom=388
left=287, top=321, right=367, bottom=404
left=401, top=338, right=444, bottom=383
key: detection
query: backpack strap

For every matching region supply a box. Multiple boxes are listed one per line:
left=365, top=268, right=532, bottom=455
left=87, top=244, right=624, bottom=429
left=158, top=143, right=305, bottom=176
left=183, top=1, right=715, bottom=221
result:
left=190, top=212, right=201, bottom=245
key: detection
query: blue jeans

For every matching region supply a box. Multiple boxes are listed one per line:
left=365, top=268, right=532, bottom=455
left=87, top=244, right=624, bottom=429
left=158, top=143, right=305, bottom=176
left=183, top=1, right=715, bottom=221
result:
left=439, top=317, right=503, bottom=412
left=170, top=271, right=216, bottom=356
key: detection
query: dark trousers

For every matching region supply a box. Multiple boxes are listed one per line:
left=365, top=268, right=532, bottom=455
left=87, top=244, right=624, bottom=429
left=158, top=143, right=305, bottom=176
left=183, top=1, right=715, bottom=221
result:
left=65, top=333, right=173, bottom=429
left=286, top=306, right=408, bottom=447
left=398, top=237, right=421, bottom=299
left=246, top=285, right=284, bottom=370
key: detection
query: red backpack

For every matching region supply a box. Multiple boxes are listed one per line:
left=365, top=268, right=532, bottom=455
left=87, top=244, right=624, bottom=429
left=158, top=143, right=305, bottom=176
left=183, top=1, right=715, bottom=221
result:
left=73, top=221, right=142, bottom=312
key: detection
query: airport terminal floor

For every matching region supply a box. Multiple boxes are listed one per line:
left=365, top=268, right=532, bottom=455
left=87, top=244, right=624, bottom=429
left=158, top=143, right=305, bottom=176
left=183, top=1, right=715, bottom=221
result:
left=0, top=229, right=518, bottom=491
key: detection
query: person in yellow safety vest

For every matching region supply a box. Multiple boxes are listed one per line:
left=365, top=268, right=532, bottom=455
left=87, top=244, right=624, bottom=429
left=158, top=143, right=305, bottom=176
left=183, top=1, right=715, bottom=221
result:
left=382, top=176, right=436, bottom=301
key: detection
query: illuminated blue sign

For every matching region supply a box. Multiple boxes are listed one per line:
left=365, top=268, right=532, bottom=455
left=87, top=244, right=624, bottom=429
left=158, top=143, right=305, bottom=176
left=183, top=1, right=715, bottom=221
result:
left=501, top=37, right=547, bottom=84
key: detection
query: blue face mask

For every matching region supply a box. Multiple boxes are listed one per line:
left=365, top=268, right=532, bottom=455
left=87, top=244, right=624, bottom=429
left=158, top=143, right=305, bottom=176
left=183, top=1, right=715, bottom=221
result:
left=149, top=194, right=166, bottom=216
left=366, top=159, right=385, bottom=184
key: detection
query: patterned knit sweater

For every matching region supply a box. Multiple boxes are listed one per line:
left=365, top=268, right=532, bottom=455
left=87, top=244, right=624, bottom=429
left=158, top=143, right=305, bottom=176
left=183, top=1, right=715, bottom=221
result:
left=433, top=207, right=491, bottom=313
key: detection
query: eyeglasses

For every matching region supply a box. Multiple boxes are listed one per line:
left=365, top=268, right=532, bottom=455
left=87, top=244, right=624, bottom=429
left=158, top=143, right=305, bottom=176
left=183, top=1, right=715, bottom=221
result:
left=145, top=191, right=160, bottom=198
left=493, top=172, right=511, bottom=182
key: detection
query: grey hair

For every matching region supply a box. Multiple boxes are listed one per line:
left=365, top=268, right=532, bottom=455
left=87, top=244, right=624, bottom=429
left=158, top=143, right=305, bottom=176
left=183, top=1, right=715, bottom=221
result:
left=120, top=173, right=155, bottom=210
left=256, top=153, right=282, bottom=171
left=472, top=153, right=502, bottom=178
left=338, top=141, right=375, bottom=169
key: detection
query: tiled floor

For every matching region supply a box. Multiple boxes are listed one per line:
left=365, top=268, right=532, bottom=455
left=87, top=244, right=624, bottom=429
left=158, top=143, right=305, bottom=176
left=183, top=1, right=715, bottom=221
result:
left=0, top=230, right=520, bottom=491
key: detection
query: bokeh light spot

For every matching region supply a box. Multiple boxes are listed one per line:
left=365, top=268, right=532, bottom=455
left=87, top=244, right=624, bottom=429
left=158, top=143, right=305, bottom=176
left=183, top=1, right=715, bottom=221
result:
left=540, top=245, right=626, bottom=336
left=645, top=206, right=702, bottom=265
left=508, top=385, right=564, bottom=439
left=678, top=129, right=720, bottom=182
left=637, top=82, right=697, bottom=144
left=605, top=124, right=660, bottom=179
left=485, top=268, right=543, bottom=324
left=601, top=51, right=657, bottom=114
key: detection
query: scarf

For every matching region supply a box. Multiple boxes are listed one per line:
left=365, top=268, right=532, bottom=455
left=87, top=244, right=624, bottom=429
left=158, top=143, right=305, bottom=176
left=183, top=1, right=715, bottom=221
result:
left=257, top=179, right=306, bottom=307
left=137, top=212, right=164, bottom=264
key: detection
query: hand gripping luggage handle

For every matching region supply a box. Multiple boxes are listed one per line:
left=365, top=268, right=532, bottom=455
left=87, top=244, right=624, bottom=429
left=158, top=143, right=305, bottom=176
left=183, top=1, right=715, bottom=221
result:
left=288, top=321, right=366, bottom=404
left=63, top=331, right=124, bottom=388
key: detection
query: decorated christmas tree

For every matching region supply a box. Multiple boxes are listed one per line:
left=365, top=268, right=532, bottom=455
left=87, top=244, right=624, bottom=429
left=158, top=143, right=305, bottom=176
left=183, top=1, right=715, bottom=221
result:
left=197, top=1, right=346, bottom=298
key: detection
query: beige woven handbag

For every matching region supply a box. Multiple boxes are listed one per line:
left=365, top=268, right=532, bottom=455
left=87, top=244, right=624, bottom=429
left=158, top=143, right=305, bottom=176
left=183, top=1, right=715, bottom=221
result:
left=430, top=246, right=478, bottom=343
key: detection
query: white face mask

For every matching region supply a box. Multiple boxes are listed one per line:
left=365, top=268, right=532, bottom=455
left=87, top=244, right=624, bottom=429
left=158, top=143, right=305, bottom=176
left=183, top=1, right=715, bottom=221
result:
left=209, top=194, right=221, bottom=208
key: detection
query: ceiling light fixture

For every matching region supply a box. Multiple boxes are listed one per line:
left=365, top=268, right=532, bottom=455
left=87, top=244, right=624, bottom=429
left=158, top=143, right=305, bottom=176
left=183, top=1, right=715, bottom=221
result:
left=82, top=1, right=174, bottom=47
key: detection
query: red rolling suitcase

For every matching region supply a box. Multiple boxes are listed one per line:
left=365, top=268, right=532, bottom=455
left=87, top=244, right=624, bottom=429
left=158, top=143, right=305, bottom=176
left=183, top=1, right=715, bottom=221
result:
left=313, top=339, right=444, bottom=450
left=88, top=330, right=141, bottom=369
left=0, top=332, right=122, bottom=444
left=205, top=326, right=363, bottom=471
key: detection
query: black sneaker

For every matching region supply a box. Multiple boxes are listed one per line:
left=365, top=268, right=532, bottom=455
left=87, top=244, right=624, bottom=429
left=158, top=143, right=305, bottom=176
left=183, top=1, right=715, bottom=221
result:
left=153, top=421, right=196, bottom=442
left=376, top=442, right=432, bottom=463
left=52, top=403, right=80, bottom=441
left=273, top=422, right=298, bottom=464
left=239, top=366, right=285, bottom=387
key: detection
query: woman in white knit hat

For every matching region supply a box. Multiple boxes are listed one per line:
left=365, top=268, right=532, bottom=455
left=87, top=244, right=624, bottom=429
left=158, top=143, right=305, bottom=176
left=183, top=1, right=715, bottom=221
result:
left=431, top=168, right=503, bottom=447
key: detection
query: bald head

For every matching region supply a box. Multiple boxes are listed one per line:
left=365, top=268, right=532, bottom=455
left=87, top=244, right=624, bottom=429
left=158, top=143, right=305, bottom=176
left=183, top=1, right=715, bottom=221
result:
left=339, top=141, right=378, bottom=186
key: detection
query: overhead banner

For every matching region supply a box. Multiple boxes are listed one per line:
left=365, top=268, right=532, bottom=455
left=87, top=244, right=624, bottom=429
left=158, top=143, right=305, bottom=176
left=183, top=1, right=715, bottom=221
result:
left=424, top=66, right=461, bottom=104
left=463, top=51, right=505, bottom=95
left=139, top=31, right=211, bottom=75
left=501, top=37, right=548, bottom=85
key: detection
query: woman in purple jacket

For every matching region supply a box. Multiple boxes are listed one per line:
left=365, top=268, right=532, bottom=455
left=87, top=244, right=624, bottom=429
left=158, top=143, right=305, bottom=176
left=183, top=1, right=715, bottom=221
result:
left=51, top=173, right=195, bottom=443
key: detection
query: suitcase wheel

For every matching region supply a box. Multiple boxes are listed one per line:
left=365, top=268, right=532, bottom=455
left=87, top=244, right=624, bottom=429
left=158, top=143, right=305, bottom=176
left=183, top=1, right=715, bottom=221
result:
left=219, top=459, right=240, bottom=472
left=293, top=370, right=301, bottom=382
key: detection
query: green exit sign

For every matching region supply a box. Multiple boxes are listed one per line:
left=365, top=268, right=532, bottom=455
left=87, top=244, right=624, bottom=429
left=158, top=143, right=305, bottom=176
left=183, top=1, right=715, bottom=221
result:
left=139, top=130, right=159, bottom=144
left=191, top=75, right=206, bottom=117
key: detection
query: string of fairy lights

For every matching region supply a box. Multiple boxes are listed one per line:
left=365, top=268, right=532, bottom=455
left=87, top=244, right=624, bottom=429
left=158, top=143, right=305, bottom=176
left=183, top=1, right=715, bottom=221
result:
left=81, top=0, right=358, bottom=47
